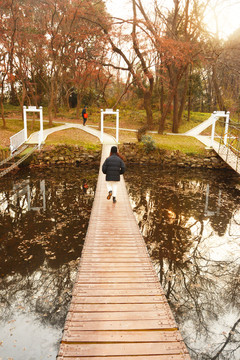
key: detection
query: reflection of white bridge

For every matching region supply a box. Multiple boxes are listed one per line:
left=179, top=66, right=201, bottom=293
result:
left=13, top=179, right=46, bottom=211
left=204, top=183, right=240, bottom=237
left=204, top=183, right=221, bottom=217
left=0, top=179, right=46, bottom=215
left=185, top=111, right=240, bottom=175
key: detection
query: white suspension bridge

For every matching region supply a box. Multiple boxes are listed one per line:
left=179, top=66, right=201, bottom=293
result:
left=1, top=108, right=240, bottom=178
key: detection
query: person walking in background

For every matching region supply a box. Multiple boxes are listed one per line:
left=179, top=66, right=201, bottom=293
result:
left=82, top=106, right=88, bottom=125
left=102, top=146, right=126, bottom=204
left=82, top=179, right=88, bottom=194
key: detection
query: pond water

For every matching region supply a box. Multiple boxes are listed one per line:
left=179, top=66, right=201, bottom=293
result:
left=0, top=167, right=98, bottom=360
left=0, top=165, right=240, bottom=360
left=124, top=166, right=240, bottom=360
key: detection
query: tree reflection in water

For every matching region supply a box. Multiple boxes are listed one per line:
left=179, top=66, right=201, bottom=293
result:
left=125, top=166, right=240, bottom=360
left=0, top=167, right=97, bottom=360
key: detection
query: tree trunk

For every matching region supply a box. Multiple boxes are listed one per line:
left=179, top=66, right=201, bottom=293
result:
left=187, top=66, right=192, bottom=122
left=212, top=65, right=226, bottom=111
left=48, top=104, right=53, bottom=126
left=0, top=94, right=6, bottom=128
left=48, top=79, right=55, bottom=126
left=172, top=93, right=179, bottom=133
left=16, top=82, right=27, bottom=121
left=158, top=90, right=175, bottom=134
left=177, top=70, right=189, bottom=129
left=76, top=91, right=82, bottom=119
left=143, top=91, right=153, bottom=129
left=65, top=88, right=71, bottom=111
left=48, top=97, right=54, bottom=126
left=0, top=79, right=5, bottom=127
left=9, top=55, right=17, bottom=105
left=160, top=82, right=164, bottom=115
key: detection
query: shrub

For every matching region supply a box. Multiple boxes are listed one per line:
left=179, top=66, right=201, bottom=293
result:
left=141, top=135, right=156, bottom=153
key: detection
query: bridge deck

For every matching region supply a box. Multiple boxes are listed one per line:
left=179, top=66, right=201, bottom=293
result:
left=57, top=144, right=191, bottom=360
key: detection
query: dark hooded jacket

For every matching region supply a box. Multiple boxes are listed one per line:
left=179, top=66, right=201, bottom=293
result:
left=102, top=154, right=126, bottom=181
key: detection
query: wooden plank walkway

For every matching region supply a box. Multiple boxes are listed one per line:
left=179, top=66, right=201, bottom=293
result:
left=57, top=144, right=191, bottom=360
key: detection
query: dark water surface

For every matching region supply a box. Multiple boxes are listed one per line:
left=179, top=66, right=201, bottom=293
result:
left=0, top=167, right=98, bottom=360
left=124, top=166, right=240, bottom=360
left=0, top=165, right=240, bottom=360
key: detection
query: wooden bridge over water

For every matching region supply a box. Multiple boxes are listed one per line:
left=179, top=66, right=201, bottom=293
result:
left=3, top=112, right=240, bottom=358
left=57, top=144, right=191, bottom=360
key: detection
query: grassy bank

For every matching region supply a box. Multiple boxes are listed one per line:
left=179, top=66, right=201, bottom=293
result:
left=44, top=128, right=102, bottom=151
left=151, top=134, right=206, bottom=155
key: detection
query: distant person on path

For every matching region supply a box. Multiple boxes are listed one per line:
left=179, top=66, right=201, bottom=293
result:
left=102, top=146, right=126, bottom=204
left=82, top=106, right=88, bottom=126
left=82, top=179, right=88, bottom=193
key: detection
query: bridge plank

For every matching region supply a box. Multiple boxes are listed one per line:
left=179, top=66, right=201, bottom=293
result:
left=68, top=303, right=170, bottom=312
left=58, top=342, right=189, bottom=357
left=57, top=356, right=190, bottom=360
left=70, top=295, right=167, bottom=304
left=61, top=329, right=181, bottom=343
left=67, top=311, right=175, bottom=322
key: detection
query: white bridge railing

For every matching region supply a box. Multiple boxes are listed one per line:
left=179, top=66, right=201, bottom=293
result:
left=9, top=106, right=43, bottom=154
left=217, top=119, right=240, bottom=173
left=211, top=111, right=230, bottom=147
left=100, top=108, right=119, bottom=143
left=10, top=129, right=26, bottom=154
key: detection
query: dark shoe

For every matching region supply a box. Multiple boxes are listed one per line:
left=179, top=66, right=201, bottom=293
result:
left=113, top=197, right=117, bottom=203
left=107, top=191, right=112, bottom=200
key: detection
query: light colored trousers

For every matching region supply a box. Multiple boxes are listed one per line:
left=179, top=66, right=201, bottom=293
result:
left=106, top=181, right=118, bottom=197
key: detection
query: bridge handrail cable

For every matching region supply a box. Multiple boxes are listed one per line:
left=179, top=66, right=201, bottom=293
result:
left=217, top=118, right=240, bottom=171
left=0, top=145, right=37, bottom=179
left=0, top=144, right=28, bottom=167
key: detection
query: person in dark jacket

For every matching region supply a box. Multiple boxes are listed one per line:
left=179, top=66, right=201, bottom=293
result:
left=82, top=106, right=88, bottom=125
left=102, top=146, right=126, bottom=203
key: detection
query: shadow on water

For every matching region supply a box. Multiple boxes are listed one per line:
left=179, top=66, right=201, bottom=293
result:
left=0, top=166, right=98, bottom=360
left=124, top=166, right=240, bottom=360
